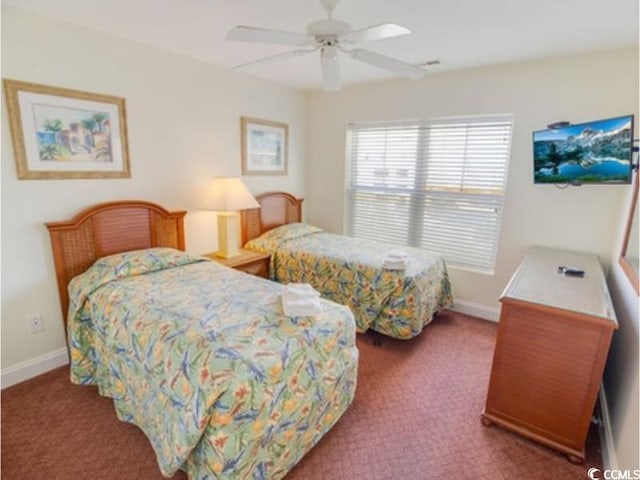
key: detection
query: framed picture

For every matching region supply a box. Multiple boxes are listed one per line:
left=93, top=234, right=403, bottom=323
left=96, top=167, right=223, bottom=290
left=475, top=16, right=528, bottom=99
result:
left=3, top=79, right=130, bottom=179
left=241, top=117, right=288, bottom=175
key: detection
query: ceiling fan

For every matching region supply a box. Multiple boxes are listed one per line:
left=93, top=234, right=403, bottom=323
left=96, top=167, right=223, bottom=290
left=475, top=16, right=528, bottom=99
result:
left=226, top=0, right=426, bottom=91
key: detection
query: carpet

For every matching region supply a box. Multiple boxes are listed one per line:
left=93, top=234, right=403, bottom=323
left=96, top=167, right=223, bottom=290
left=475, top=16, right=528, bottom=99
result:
left=1, top=311, right=602, bottom=479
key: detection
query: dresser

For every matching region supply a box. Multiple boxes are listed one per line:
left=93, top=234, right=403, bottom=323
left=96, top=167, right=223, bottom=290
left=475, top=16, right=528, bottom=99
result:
left=481, top=246, right=617, bottom=463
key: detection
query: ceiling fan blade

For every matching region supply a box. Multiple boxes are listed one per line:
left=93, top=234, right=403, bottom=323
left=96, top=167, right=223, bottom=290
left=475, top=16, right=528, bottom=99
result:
left=321, top=46, right=341, bottom=91
left=227, top=26, right=311, bottom=46
left=232, top=49, right=315, bottom=70
left=342, top=23, right=411, bottom=44
left=348, top=48, right=426, bottom=80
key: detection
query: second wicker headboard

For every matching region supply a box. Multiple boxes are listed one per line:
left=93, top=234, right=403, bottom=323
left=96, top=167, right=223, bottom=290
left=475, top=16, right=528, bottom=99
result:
left=240, top=192, right=303, bottom=245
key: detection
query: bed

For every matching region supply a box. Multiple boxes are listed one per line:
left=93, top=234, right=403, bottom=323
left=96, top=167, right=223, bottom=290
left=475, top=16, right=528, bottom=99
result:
left=46, top=200, right=358, bottom=480
left=240, top=192, right=454, bottom=340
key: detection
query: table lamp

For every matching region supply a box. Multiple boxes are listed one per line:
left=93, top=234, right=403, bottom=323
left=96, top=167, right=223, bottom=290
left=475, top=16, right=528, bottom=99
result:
left=202, top=177, right=260, bottom=258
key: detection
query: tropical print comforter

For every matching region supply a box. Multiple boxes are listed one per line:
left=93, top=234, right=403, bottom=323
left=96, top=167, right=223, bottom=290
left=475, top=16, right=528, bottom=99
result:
left=245, top=224, right=454, bottom=339
left=68, top=248, right=358, bottom=479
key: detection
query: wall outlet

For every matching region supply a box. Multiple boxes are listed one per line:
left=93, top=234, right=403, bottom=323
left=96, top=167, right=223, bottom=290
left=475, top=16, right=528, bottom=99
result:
left=27, top=314, right=45, bottom=333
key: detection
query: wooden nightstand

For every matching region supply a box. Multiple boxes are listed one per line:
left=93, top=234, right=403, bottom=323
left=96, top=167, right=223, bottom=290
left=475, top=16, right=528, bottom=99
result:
left=204, top=249, right=270, bottom=279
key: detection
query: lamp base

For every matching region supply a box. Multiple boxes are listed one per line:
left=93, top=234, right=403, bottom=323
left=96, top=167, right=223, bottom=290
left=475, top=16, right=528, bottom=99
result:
left=216, top=212, right=241, bottom=258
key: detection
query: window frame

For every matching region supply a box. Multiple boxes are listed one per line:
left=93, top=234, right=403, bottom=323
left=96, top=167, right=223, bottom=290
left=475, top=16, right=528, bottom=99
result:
left=344, top=114, right=514, bottom=274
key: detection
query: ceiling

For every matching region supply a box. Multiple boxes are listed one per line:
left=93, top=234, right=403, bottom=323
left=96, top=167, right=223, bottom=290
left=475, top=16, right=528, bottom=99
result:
left=3, top=0, right=638, bottom=91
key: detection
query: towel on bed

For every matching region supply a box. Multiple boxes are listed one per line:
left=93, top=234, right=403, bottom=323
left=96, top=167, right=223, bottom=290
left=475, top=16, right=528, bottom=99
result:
left=282, top=283, right=323, bottom=316
left=383, top=250, right=408, bottom=270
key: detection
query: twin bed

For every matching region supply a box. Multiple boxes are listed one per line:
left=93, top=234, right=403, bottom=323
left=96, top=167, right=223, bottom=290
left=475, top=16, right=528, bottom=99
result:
left=47, top=201, right=357, bottom=480
left=241, top=192, right=453, bottom=340
left=46, top=194, right=452, bottom=479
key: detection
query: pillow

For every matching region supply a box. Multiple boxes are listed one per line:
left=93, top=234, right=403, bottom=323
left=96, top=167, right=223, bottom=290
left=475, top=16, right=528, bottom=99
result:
left=92, top=247, right=204, bottom=276
left=244, top=223, right=322, bottom=253
left=70, top=247, right=206, bottom=296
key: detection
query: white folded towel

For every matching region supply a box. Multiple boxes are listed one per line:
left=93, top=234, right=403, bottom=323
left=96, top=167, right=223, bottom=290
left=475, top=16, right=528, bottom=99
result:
left=281, top=283, right=323, bottom=317
left=383, top=261, right=406, bottom=270
left=383, top=250, right=408, bottom=270
left=386, top=250, right=408, bottom=260
left=282, top=296, right=323, bottom=317
left=284, top=283, right=321, bottom=300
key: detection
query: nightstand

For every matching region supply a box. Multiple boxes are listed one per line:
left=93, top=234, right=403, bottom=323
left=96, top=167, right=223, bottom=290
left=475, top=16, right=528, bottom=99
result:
left=204, top=249, right=270, bottom=279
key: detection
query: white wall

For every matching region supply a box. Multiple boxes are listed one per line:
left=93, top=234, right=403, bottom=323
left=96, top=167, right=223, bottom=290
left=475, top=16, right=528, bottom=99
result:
left=604, top=180, right=639, bottom=471
left=306, top=48, right=639, bottom=312
left=305, top=47, right=639, bottom=470
left=1, top=6, right=307, bottom=370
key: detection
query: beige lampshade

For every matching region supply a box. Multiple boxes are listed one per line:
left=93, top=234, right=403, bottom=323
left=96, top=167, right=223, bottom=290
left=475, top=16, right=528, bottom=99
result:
left=202, top=177, right=260, bottom=211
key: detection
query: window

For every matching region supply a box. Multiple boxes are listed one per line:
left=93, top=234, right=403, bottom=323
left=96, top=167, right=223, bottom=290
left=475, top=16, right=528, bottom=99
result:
left=345, top=116, right=513, bottom=273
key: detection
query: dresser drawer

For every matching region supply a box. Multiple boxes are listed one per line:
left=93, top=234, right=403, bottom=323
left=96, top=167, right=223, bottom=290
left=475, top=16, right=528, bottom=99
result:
left=236, top=258, right=269, bottom=278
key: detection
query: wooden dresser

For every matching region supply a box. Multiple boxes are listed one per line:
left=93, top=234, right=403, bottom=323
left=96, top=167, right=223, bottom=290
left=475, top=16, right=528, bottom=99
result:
left=481, top=246, right=617, bottom=463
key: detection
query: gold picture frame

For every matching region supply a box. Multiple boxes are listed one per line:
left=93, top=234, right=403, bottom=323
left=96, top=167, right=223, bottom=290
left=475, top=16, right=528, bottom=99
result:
left=3, top=79, right=130, bottom=179
left=241, top=116, right=288, bottom=176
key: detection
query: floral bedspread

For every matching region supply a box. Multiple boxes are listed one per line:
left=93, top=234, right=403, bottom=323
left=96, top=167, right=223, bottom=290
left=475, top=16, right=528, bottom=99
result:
left=68, top=248, right=358, bottom=479
left=245, top=224, right=454, bottom=339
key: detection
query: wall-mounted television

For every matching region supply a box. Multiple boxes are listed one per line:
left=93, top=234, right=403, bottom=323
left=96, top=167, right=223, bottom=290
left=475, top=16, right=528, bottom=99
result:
left=533, top=115, right=634, bottom=184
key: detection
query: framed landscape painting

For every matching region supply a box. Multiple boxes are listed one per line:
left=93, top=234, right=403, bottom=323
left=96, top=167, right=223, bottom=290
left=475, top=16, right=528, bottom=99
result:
left=241, top=117, right=288, bottom=175
left=3, top=79, right=130, bottom=179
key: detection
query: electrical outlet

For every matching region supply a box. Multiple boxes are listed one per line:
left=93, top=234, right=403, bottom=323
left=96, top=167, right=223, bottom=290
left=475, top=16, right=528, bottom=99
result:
left=27, top=314, right=45, bottom=333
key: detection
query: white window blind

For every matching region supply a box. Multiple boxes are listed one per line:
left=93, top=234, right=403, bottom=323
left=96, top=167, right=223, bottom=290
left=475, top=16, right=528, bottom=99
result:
left=346, top=116, right=513, bottom=273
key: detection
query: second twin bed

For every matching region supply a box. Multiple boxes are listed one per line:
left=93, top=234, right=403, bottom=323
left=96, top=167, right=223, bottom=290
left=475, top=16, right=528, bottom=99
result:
left=242, top=191, right=454, bottom=339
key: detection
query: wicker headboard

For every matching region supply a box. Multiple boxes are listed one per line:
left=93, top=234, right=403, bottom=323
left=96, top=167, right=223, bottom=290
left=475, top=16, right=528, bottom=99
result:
left=240, top=191, right=303, bottom=244
left=46, top=200, right=187, bottom=329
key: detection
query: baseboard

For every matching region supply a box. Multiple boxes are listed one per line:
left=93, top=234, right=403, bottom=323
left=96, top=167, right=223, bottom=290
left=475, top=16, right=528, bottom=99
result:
left=1, top=348, right=69, bottom=389
left=0, top=300, right=497, bottom=387
left=447, top=299, right=500, bottom=322
left=598, top=384, right=618, bottom=471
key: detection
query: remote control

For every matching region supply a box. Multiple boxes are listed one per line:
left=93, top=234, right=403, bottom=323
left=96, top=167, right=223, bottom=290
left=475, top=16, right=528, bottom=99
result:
left=558, top=266, right=584, bottom=277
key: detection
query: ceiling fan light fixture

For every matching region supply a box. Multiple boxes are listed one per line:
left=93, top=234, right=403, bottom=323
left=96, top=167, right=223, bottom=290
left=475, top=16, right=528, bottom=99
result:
left=321, top=46, right=341, bottom=91
left=322, top=45, right=339, bottom=61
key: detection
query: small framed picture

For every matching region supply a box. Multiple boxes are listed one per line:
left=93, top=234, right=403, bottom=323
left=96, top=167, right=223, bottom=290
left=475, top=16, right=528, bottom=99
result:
left=3, top=79, right=130, bottom=179
left=241, top=117, right=288, bottom=175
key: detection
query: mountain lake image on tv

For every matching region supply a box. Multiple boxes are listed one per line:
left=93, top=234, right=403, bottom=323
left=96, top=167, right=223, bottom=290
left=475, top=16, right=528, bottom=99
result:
left=533, top=115, right=634, bottom=184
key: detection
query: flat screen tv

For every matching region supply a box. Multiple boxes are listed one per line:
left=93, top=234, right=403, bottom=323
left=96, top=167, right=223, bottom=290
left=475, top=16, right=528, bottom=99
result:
left=533, top=115, right=634, bottom=184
